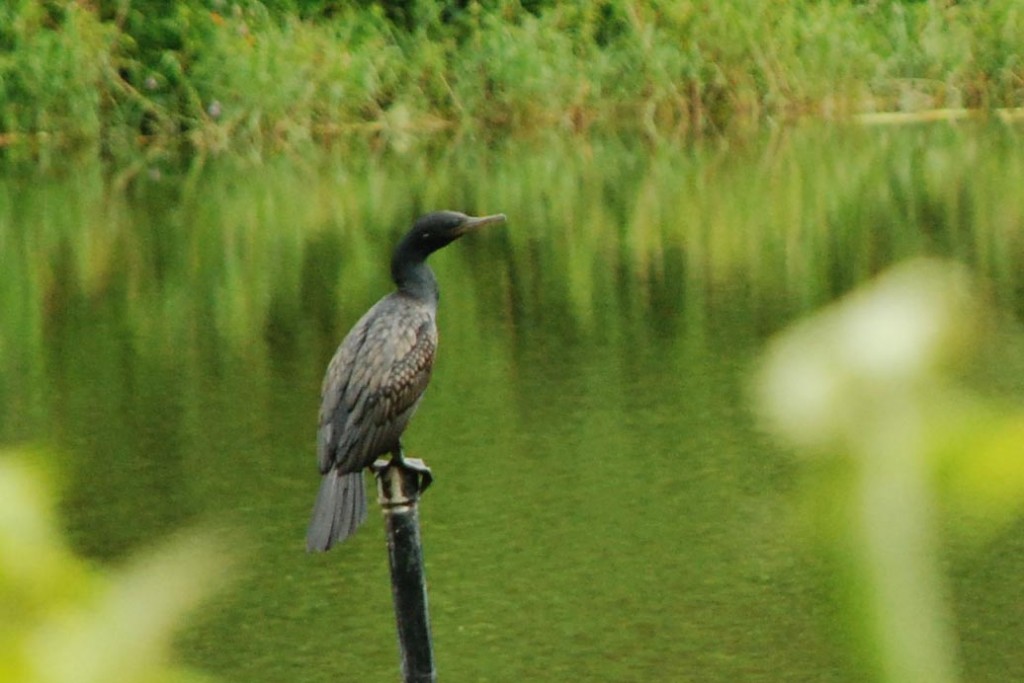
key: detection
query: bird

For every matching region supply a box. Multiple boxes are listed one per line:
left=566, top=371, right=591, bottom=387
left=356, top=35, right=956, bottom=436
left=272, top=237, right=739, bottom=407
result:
left=307, top=210, right=507, bottom=551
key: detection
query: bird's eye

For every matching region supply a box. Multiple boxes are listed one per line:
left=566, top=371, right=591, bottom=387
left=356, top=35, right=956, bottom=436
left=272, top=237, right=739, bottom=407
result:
left=421, top=232, right=430, bottom=239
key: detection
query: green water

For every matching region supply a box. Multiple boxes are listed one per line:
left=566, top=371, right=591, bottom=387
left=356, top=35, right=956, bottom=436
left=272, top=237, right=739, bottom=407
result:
left=2, top=124, right=1024, bottom=682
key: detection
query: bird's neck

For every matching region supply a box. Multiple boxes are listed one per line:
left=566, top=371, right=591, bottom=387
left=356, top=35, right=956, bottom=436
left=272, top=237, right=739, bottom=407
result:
left=391, top=246, right=439, bottom=303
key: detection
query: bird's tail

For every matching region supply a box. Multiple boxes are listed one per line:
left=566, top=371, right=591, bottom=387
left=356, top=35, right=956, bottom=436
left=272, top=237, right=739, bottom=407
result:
left=306, top=470, right=368, bottom=552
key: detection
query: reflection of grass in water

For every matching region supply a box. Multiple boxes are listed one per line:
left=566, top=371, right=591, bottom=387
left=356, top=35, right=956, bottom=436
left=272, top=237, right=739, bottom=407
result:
left=3, top=124, right=1024, bottom=375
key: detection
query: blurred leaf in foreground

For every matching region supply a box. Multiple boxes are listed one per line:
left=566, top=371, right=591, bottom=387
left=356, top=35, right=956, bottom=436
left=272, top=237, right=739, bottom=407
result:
left=754, top=259, right=1024, bottom=683
left=0, top=451, right=230, bottom=683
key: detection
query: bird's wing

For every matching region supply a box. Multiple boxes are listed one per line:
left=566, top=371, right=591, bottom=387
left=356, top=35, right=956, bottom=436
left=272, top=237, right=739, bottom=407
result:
left=317, top=297, right=437, bottom=474
left=316, top=310, right=371, bottom=474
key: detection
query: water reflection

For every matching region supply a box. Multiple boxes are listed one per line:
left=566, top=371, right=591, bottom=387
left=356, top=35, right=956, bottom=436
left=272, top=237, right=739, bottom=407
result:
left=2, top=124, right=1023, bottom=681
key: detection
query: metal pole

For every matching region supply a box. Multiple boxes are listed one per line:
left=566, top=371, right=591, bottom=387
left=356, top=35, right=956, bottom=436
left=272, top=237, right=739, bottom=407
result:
left=372, top=458, right=436, bottom=683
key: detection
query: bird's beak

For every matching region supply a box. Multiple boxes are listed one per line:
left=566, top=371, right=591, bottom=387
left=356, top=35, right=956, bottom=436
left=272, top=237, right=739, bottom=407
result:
left=455, top=213, right=507, bottom=235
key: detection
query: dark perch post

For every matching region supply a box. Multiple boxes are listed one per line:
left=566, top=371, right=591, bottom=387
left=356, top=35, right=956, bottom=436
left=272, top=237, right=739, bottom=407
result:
left=373, top=458, right=436, bottom=683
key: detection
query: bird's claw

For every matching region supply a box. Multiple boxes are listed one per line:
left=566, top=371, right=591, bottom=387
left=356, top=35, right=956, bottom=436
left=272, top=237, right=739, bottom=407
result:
left=399, top=457, right=433, bottom=493
left=372, top=455, right=433, bottom=494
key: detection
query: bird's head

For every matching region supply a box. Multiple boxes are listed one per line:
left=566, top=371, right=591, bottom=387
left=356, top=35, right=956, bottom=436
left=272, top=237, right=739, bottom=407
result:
left=391, top=211, right=506, bottom=294
left=404, top=211, right=507, bottom=257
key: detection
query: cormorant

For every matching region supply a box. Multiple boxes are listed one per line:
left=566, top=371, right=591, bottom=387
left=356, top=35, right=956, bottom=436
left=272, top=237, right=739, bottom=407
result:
left=307, top=210, right=507, bottom=551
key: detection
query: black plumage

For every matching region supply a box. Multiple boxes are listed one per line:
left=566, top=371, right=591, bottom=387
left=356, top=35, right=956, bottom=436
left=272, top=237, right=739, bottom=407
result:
left=307, top=210, right=507, bottom=551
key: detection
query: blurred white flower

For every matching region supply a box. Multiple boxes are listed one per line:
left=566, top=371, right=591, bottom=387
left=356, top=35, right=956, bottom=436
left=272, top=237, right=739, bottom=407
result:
left=756, top=259, right=974, bottom=452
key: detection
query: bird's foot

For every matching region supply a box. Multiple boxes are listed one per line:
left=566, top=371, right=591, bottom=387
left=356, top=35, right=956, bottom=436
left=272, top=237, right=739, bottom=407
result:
left=371, top=453, right=433, bottom=494
left=396, top=456, right=433, bottom=493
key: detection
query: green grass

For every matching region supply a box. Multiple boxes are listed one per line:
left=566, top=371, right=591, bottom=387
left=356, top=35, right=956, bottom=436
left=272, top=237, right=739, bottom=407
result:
left=1, top=0, right=1023, bottom=162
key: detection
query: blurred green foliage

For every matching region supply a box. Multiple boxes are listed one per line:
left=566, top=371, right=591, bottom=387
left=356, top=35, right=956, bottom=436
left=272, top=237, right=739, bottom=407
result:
left=0, top=0, right=1022, bottom=162
left=96, top=1, right=219, bottom=142
left=0, top=451, right=228, bottom=683
left=755, top=261, right=1024, bottom=683
left=0, top=0, right=110, bottom=154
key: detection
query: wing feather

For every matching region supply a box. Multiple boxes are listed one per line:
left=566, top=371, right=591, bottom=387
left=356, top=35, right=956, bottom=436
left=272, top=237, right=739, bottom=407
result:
left=317, top=294, right=437, bottom=475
